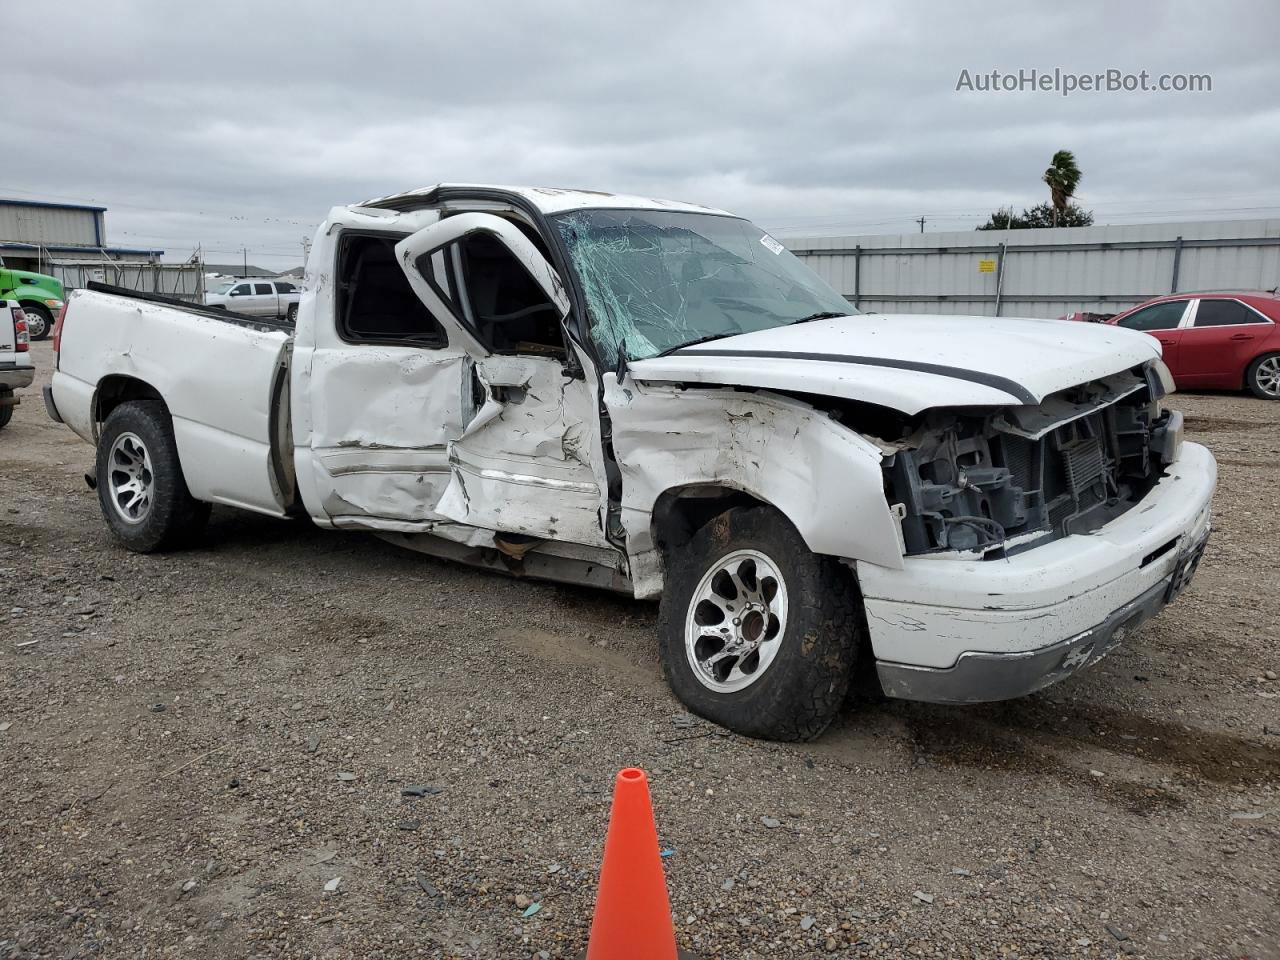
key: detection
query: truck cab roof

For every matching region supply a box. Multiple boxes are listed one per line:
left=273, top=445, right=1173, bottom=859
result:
left=358, top=183, right=734, bottom=218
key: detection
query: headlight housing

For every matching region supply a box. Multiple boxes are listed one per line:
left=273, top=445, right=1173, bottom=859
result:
left=1147, top=358, right=1176, bottom=400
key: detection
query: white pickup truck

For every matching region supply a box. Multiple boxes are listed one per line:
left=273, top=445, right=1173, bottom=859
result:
left=45, top=184, right=1215, bottom=741
left=1, top=299, right=34, bottom=430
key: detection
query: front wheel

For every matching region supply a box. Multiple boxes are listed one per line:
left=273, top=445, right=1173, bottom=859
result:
left=1246, top=353, right=1280, bottom=399
left=96, top=400, right=211, bottom=551
left=22, top=303, right=53, bottom=340
left=658, top=505, right=861, bottom=741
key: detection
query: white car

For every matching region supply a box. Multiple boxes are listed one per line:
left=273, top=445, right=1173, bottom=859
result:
left=0, top=299, right=35, bottom=431
left=205, top=278, right=300, bottom=322
left=45, top=184, right=1214, bottom=741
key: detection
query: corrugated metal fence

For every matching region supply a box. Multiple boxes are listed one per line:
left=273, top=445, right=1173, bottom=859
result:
left=784, top=218, right=1280, bottom=318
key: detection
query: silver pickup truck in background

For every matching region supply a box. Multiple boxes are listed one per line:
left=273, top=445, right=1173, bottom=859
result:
left=205, top=278, right=301, bottom=322
left=45, top=184, right=1215, bottom=741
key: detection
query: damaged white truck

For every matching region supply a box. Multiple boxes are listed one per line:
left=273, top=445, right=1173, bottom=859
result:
left=46, top=185, right=1215, bottom=740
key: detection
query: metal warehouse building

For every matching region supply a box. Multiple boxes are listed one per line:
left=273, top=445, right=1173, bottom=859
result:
left=784, top=218, right=1280, bottom=319
left=0, top=198, right=163, bottom=271
left=0, top=197, right=203, bottom=300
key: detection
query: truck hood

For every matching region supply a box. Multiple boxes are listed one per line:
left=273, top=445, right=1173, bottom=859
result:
left=625, top=313, right=1161, bottom=415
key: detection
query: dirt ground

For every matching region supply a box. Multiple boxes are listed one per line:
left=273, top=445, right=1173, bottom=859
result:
left=1, top=340, right=1277, bottom=960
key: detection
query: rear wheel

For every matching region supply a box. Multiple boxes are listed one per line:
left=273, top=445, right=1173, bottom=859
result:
left=0, top=387, right=13, bottom=430
left=96, top=400, right=210, bottom=551
left=21, top=303, right=53, bottom=340
left=285, top=303, right=298, bottom=323
left=1246, top=353, right=1280, bottom=399
left=658, top=505, right=861, bottom=741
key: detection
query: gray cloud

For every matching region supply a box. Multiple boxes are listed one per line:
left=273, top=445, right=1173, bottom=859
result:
left=7, top=0, right=1278, bottom=267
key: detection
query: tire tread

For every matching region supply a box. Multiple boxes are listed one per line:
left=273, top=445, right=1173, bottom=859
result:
left=96, top=400, right=209, bottom=552
left=658, top=506, right=862, bottom=742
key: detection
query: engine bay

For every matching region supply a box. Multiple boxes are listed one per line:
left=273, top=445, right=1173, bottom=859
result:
left=882, top=362, right=1183, bottom=557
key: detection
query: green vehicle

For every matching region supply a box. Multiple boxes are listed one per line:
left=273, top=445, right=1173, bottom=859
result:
left=0, top=261, right=65, bottom=340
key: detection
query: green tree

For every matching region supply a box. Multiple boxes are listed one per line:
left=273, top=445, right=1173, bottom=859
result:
left=1042, top=149, right=1083, bottom=226
left=978, top=201, right=1093, bottom=230
left=977, top=150, right=1093, bottom=230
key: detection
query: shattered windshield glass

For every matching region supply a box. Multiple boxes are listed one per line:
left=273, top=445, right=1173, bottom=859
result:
left=551, top=210, right=856, bottom=367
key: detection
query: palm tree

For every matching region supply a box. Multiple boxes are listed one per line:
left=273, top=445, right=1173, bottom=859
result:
left=1042, top=150, right=1082, bottom=227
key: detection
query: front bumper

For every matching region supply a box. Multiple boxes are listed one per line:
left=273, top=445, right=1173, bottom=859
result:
left=875, top=533, right=1207, bottom=702
left=856, top=441, right=1216, bottom=703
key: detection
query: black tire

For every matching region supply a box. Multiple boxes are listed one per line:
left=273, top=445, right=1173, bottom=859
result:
left=96, top=400, right=211, bottom=552
left=1245, top=353, right=1280, bottom=400
left=0, top=387, right=12, bottom=430
left=21, top=302, right=53, bottom=340
left=658, top=505, right=861, bottom=741
left=285, top=303, right=298, bottom=323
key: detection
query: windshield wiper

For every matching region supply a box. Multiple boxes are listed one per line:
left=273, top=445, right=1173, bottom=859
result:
left=658, top=331, right=741, bottom=356
left=790, top=311, right=847, bottom=325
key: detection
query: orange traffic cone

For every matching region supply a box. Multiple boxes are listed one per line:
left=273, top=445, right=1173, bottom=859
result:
left=585, top=768, right=691, bottom=960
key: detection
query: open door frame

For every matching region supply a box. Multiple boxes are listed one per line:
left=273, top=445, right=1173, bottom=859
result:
left=394, top=212, right=572, bottom=356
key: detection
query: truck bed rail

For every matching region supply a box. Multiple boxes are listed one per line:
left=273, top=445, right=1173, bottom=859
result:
left=85, top=281, right=295, bottom=334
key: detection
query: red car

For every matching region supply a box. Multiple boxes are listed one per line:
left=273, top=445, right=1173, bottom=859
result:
left=1107, top=291, right=1280, bottom=399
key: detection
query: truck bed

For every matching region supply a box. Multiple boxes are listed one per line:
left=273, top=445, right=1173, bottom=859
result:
left=52, top=284, right=296, bottom=518
left=85, top=281, right=296, bottom=335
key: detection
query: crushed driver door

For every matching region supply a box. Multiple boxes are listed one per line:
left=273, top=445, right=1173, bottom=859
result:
left=393, top=213, right=611, bottom=549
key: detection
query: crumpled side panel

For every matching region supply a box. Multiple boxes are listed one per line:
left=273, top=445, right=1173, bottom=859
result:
left=434, top=354, right=610, bottom=547
left=306, top=348, right=468, bottom=521
left=604, top=376, right=904, bottom=598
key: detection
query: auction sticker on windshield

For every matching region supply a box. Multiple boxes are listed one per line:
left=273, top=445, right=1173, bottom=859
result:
left=759, top=233, right=785, bottom=255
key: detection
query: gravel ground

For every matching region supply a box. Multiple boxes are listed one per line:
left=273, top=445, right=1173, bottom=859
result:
left=1, top=341, right=1277, bottom=960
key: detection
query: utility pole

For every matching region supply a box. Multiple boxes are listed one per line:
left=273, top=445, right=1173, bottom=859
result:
left=916, top=216, right=926, bottom=234
left=242, top=247, right=248, bottom=278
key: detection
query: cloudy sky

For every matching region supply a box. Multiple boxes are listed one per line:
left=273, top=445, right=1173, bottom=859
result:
left=9, top=0, right=1280, bottom=269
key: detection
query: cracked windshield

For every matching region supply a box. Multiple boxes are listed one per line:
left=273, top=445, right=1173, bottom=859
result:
left=552, top=210, right=855, bottom=366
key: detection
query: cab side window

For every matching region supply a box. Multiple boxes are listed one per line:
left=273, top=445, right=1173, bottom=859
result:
left=336, top=233, right=448, bottom=347
left=458, top=229, right=564, bottom=356
left=230, top=284, right=251, bottom=297
left=1117, top=301, right=1187, bottom=331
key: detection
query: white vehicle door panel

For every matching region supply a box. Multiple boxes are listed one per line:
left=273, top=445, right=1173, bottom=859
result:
left=226, top=283, right=255, bottom=313
left=432, top=352, right=608, bottom=546
left=250, top=282, right=278, bottom=317
left=393, top=215, right=610, bottom=548
left=303, top=345, right=470, bottom=523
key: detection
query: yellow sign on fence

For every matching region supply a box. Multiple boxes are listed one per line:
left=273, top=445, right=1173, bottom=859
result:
left=977, top=259, right=996, bottom=274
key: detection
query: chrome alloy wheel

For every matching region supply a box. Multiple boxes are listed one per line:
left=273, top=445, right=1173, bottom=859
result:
left=24, top=310, right=48, bottom=339
left=107, top=432, right=155, bottom=524
left=1254, top=356, right=1280, bottom=397
left=684, top=548, right=789, bottom=693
